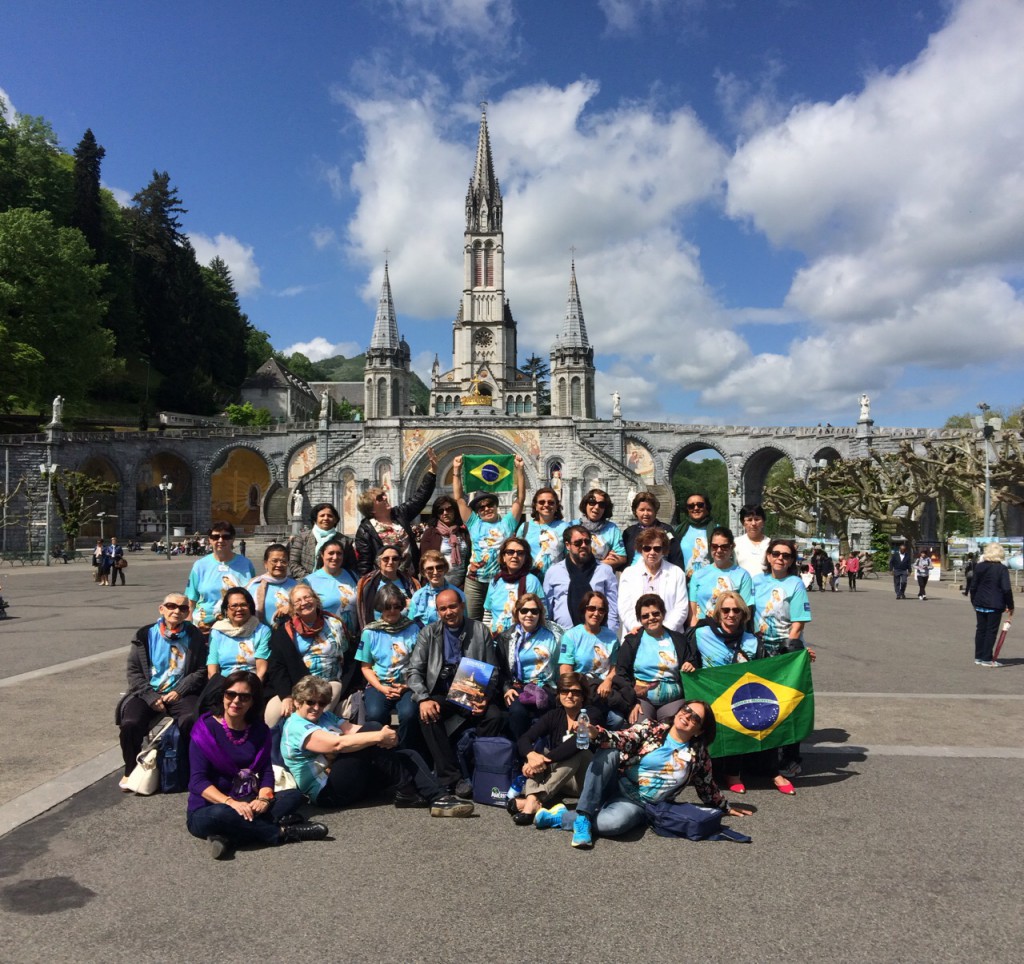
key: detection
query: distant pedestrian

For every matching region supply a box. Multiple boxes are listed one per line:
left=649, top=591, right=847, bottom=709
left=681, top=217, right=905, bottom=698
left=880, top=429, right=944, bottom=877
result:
left=969, top=543, right=1014, bottom=667
left=845, top=551, right=860, bottom=591
left=889, top=543, right=912, bottom=599
left=914, top=549, right=933, bottom=600
left=962, top=553, right=976, bottom=597
left=106, top=536, right=126, bottom=586
left=238, top=538, right=247, bottom=557
left=92, top=539, right=109, bottom=586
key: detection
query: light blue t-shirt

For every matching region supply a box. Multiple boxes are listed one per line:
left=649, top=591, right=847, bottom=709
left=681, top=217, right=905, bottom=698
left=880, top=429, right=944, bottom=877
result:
left=466, top=511, right=518, bottom=581
left=693, top=625, right=759, bottom=668
left=752, top=573, right=812, bottom=654
left=518, top=520, right=567, bottom=577
left=185, top=554, right=256, bottom=627
left=147, top=622, right=190, bottom=693
left=634, top=631, right=679, bottom=684
left=558, top=624, right=619, bottom=678
left=305, top=567, right=359, bottom=637
left=688, top=564, right=754, bottom=621
left=244, top=575, right=298, bottom=627
left=484, top=572, right=545, bottom=634
left=207, top=623, right=272, bottom=676
left=291, top=616, right=348, bottom=681
left=624, top=734, right=694, bottom=803
left=407, top=582, right=466, bottom=626
left=678, top=525, right=711, bottom=579
left=355, top=623, right=420, bottom=684
left=570, top=519, right=625, bottom=563
left=282, top=709, right=345, bottom=802
left=505, top=626, right=558, bottom=687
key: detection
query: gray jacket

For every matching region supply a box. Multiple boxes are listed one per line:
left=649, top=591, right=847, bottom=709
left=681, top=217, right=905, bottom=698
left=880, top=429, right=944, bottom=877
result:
left=407, top=618, right=503, bottom=702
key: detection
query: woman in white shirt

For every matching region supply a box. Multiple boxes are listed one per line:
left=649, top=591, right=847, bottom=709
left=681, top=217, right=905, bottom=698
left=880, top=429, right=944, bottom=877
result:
left=617, top=530, right=688, bottom=634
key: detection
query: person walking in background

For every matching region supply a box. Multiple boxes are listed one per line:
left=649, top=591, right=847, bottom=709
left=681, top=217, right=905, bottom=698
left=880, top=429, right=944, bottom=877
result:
left=969, top=543, right=1014, bottom=667
left=105, top=536, right=125, bottom=586
left=845, top=551, right=861, bottom=591
left=962, top=552, right=976, bottom=597
left=914, top=548, right=933, bottom=600
left=889, top=542, right=912, bottom=599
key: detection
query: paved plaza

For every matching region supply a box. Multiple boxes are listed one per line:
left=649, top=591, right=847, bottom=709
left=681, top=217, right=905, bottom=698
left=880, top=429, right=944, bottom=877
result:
left=0, top=551, right=1021, bottom=962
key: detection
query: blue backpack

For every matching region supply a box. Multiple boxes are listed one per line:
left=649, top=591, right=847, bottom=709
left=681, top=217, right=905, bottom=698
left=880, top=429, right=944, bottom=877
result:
left=471, top=736, right=516, bottom=807
left=644, top=801, right=751, bottom=843
left=158, top=722, right=188, bottom=794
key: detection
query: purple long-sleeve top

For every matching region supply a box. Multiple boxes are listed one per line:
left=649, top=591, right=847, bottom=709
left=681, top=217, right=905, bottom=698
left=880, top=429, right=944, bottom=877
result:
left=187, top=715, right=275, bottom=813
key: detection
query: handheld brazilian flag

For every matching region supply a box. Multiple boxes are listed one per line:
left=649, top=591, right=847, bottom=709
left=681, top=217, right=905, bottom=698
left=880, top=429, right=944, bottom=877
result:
left=462, top=454, right=515, bottom=493
left=685, top=650, right=814, bottom=758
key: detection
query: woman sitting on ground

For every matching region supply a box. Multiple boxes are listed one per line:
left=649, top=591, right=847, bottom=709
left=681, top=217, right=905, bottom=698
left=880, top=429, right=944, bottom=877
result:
left=518, top=487, right=567, bottom=579
left=356, top=585, right=421, bottom=749
left=407, top=550, right=466, bottom=626
left=484, top=536, right=545, bottom=635
left=187, top=671, right=327, bottom=859
left=355, top=546, right=420, bottom=631
left=265, top=584, right=348, bottom=727
left=507, top=672, right=602, bottom=825
left=280, top=674, right=473, bottom=817
left=246, top=543, right=297, bottom=627
left=418, top=496, right=471, bottom=589
left=305, top=537, right=359, bottom=641
left=617, top=593, right=699, bottom=724
left=532, top=701, right=751, bottom=849
left=494, top=592, right=560, bottom=741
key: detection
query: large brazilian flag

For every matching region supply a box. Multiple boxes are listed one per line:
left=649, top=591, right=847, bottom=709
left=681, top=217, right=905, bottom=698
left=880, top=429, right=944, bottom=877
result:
left=685, top=650, right=814, bottom=758
left=462, top=454, right=515, bottom=493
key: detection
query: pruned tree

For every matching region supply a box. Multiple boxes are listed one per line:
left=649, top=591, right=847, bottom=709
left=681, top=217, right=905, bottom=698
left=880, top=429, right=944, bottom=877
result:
left=48, top=469, right=120, bottom=551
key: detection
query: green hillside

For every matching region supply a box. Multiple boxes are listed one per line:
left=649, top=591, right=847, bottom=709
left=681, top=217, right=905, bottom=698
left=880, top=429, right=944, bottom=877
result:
left=315, top=354, right=430, bottom=414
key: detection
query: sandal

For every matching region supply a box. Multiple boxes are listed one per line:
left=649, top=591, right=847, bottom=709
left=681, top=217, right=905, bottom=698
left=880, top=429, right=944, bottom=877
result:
left=728, top=780, right=746, bottom=794
left=774, top=778, right=796, bottom=795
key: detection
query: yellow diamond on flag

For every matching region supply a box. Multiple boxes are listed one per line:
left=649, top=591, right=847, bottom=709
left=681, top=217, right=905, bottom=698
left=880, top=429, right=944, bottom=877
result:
left=710, top=670, right=806, bottom=742
left=469, top=459, right=511, bottom=487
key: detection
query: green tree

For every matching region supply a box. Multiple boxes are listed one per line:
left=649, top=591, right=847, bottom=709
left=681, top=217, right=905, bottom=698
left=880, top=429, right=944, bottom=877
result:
left=0, top=207, right=116, bottom=408
left=0, top=109, right=73, bottom=221
left=944, top=404, right=1022, bottom=430
left=199, top=257, right=250, bottom=396
left=284, top=351, right=320, bottom=382
left=522, top=353, right=551, bottom=415
left=245, top=326, right=274, bottom=375
left=48, top=468, right=120, bottom=551
left=70, top=129, right=105, bottom=255
left=224, top=401, right=272, bottom=426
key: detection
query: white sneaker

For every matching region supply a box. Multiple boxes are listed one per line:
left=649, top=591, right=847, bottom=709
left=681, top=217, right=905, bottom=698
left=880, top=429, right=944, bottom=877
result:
left=985, top=660, right=1004, bottom=668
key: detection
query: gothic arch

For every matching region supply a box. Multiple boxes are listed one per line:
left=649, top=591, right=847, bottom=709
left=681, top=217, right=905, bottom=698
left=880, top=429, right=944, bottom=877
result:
left=209, top=445, right=276, bottom=532
left=136, top=451, right=194, bottom=535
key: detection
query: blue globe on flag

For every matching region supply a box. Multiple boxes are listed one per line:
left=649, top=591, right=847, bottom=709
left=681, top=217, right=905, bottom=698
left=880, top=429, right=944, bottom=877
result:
left=480, top=462, right=501, bottom=483
left=731, top=681, right=780, bottom=731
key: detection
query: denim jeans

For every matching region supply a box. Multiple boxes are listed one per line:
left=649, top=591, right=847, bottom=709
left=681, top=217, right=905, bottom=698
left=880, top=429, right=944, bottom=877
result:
left=363, top=687, right=417, bottom=748
left=561, top=747, right=646, bottom=838
left=186, top=788, right=305, bottom=846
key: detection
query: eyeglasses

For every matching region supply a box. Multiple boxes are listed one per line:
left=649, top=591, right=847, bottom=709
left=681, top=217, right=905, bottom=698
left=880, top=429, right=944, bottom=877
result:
left=518, top=606, right=540, bottom=615
left=639, top=610, right=663, bottom=621
left=224, top=691, right=253, bottom=703
left=478, top=502, right=498, bottom=511
left=423, top=565, right=446, bottom=574
left=720, top=606, right=743, bottom=615
left=381, top=603, right=405, bottom=612
left=586, top=498, right=607, bottom=508
left=710, top=543, right=732, bottom=552
left=640, top=545, right=665, bottom=553
left=585, top=605, right=608, bottom=613
left=769, top=550, right=794, bottom=559
left=570, top=539, right=592, bottom=548
left=559, top=689, right=584, bottom=697
left=162, top=602, right=188, bottom=612
left=210, top=533, right=232, bottom=541
left=503, top=548, right=525, bottom=556
left=226, top=603, right=250, bottom=611
left=301, top=698, right=329, bottom=708
left=686, top=502, right=706, bottom=510
left=380, top=555, right=400, bottom=564
left=535, top=499, right=557, bottom=506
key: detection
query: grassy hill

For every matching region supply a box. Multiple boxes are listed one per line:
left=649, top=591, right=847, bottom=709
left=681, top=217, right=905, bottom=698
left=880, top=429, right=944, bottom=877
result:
left=316, top=354, right=431, bottom=413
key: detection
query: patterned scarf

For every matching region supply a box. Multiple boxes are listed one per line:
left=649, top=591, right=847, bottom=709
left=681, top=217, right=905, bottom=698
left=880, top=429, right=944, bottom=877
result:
left=434, top=519, right=463, bottom=568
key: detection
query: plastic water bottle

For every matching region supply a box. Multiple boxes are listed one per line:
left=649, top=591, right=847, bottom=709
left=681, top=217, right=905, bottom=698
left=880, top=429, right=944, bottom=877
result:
left=507, top=774, right=527, bottom=800
left=576, top=709, right=590, bottom=750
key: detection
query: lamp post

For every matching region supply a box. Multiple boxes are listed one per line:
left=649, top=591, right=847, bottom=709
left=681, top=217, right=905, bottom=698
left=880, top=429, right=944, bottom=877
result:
left=159, top=475, right=173, bottom=559
left=39, top=462, right=58, bottom=567
left=96, top=512, right=106, bottom=543
left=971, top=403, right=1002, bottom=538
left=814, top=458, right=828, bottom=540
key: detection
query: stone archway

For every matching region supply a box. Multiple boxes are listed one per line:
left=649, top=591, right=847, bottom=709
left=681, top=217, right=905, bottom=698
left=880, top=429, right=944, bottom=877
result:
left=210, top=447, right=273, bottom=533
left=77, top=455, right=120, bottom=540
left=137, top=452, right=193, bottom=537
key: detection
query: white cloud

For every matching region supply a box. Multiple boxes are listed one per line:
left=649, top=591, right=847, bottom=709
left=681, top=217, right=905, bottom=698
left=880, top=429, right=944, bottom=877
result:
left=384, top=0, right=515, bottom=43
left=189, top=232, right=262, bottom=295
left=0, top=86, right=17, bottom=122
left=277, top=285, right=311, bottom=298
left=282, top=337, right=362, bottom=361
left=103, top=183, right=132, bottom=207
left=310, top=226, right=337, bottom=250
left=598, top=0, right=701, bottom=34
left=315, top=159, right=345, bottom=201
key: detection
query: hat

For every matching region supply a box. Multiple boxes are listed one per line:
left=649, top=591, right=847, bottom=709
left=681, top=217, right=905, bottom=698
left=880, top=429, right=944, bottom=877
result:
left=469, top=494, right=498, bottom=512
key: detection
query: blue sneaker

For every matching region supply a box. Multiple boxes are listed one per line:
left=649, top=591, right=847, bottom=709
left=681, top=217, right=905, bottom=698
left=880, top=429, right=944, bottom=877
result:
left=571, top=814, right=593, bottom=849
left=533, top=804, right=567, bottom=829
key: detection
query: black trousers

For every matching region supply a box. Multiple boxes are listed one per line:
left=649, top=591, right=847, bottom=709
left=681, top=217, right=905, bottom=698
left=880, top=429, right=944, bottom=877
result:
left=315, top=746, right=442, bottom=808
left=419, top=701, right=505, bottom=787
left=119, top=694, right=199, bottom=775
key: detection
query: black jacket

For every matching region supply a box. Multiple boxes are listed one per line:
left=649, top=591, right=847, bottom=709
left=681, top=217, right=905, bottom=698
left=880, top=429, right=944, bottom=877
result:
left=516, top=703, right=609, bottom=763
left=406, top=617, right=504, bottom=702
left=354, top=471, right=437, bottom=576
left=266, top=615, right=356, bottom=702
left=121, top=621, right=208, bottom=715
left=969, top=561, right=1014, bottom=613
left=616, top=627, right=700, bottom=684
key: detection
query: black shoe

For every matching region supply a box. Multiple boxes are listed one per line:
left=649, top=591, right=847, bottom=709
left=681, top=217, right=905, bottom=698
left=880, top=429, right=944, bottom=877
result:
left=431, top=794, right=474, bottom=818
left=208, top=835, right=233, bottom=860
left=282, top=821, right=328, bottom=843
left=512, top=810, right=534, bottom=826
left=394, top=792, right=431, bottom=809
left=277, top=813, right=304, bottom=828
left=454, top=778, right=473, bottom=799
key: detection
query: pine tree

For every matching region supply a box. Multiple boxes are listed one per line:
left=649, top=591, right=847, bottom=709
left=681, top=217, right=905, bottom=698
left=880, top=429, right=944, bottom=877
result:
left=71, top=129, right=106, bottom=255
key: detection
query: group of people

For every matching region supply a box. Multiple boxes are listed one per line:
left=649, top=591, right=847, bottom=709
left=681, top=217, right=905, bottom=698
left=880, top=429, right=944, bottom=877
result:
left=118, top=455, right=822, bottom=857
left=91, top=536, right=126, bottom=586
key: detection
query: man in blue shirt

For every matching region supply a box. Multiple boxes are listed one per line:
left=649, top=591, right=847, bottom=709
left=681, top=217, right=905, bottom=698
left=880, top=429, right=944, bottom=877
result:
left=544, top=526, right=619, bottom=633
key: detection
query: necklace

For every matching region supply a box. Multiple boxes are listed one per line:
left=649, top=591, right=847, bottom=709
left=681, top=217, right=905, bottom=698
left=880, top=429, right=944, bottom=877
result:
left=220, top=715, right=250, bottom=745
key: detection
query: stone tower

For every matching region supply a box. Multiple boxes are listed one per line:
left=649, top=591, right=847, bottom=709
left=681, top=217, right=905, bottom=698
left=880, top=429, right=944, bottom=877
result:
left=363, top=262, right=411, bottom=418
left=430, top=106, right=537, bottom=416
left=549, top=261, right=596, bottom=418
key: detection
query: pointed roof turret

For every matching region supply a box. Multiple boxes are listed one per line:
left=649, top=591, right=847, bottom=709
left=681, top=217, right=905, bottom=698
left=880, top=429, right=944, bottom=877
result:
left=465, top=104, right=502, bottom=232
left=369, top=261, right=400, bottom=350
left=554, top=261, right=590, bottom=349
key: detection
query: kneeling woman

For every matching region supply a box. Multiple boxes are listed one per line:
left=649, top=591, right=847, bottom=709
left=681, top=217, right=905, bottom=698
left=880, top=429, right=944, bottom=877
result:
left=534, top=701, right=750, bottom=848
left=281, top=675, right=473, bottom=817
left=187, top=671, right=327, bottom=859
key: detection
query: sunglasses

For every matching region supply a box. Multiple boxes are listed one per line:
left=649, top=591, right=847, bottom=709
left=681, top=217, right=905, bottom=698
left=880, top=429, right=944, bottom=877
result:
left=677, top=705, right=703, bottom=729
left=535, top=499, right=557, bottom=506
left=162, top=602, right=188, bottom=612
left=503, top=548, right=526, bottom=556
left=518, top=606, right=540, bottom=615
left=586, top=498, right=608, bottom=508
left=640, top=545, right=665, bottom=553
left=423, top=565, right=446, bottom=574
left=560, top=689, right=584, bottom=697
left=570, top=539, right=592, bottom=548
left=210, top=533, right=232, bottom=541
left=720, top=606, right=744, bottom=615
left=381, top=603, right=405, bottom=612
left=302, top=698, right=330, bottom=708
left=769, top=550, right=794, bottom=559
left=585, top=605, right=608, bottom=613
left=710, top=543, right=732, bottom=552
left=686, top=502, right=706, bottom=510
left=380, top=555, right=401, bottom=563
left=224, top=690, right=253, bottom=703
left=639, top=611, right=663, bottom=621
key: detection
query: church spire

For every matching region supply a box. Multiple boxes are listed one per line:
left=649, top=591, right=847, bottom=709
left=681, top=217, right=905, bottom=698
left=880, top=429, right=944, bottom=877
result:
left=465, top=104, right=502, bottom=232
left=555, top=260, right=590, bottom=349
left=369, top=261, right=400, bottom=350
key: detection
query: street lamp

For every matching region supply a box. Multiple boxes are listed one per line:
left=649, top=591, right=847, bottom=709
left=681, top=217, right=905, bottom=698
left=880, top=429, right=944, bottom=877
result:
left=96, top=511, right=106, bottom=543
left=158, top=475, right=173, bottom=560
left=39, top=462, right=58, bottom=567
left=971, top=403, right=1002, bottom=538
left=814, top=458, right=828, bottom=540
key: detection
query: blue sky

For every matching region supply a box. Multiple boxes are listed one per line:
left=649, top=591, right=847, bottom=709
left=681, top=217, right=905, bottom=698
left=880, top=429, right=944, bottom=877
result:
left=4, top=0, right=1023, bottom=427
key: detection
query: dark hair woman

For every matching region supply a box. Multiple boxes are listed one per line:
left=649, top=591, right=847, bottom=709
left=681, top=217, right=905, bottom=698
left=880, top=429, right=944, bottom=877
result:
left=483, top=536, right=545, bottom=635
left=572, top=488, right=626, bottom=570
left=517, top=487, right=568, bottom=579
left=418, top=495, right=471, bottom=589
left=187, top=670, right=327, bottom=859
left=246, top=543, right=298, bottom=626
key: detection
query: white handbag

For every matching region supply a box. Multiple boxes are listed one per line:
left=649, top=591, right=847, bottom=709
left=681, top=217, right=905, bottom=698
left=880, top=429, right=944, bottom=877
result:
left=123, top=717, right=175, bottom=795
